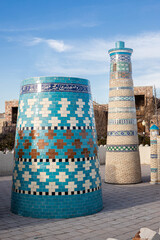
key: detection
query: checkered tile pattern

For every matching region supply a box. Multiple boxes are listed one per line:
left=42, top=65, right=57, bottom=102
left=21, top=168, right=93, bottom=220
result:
left=106, top=144, right=138, bottom=152
left=110, top=54, right=131, bottom=63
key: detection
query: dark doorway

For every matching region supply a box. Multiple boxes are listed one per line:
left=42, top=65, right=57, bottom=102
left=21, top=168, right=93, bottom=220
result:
left=12, top=107, right=18, bottom=123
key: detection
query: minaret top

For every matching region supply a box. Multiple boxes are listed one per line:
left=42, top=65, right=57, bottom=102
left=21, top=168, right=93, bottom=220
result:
left=115, top=41, right=125, bottom=48
left=108, top=41, right=133, bottom=56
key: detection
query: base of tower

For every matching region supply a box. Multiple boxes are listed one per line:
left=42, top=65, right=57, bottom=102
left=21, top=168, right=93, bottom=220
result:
left=105, top=151, right=141, bottom=184
left=104, top=180, right=142, bottom=185
left=11, top=189, right=103, bottom=218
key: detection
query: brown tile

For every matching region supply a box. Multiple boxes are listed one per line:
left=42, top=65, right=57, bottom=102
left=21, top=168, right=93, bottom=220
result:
left=16, top=140, right=19, bottom=149
left=37, top=139, right=49, bottom=149
left=46, top=149, right=58, bottom=158
left=29, top=130, right=39, bottom=140
left=54, top=139, right=67, bottom=149
left=72, top=139, right=82, bottom=149
left=45, top=130, right=57, bottom=139
left=63, top=130, right=74, bottom=139
left=65, top=149, right=76, bottom=158
left=79, top=129, right=88, bottom=139
left=94, top=147, right=98, bottom=156
left=18, top=130, right=25, bottom=140
left=29, top=149, right=40, bottom=158
left=18, top=149, right=24, bottom=158
left=23, top=140, right=32, bottom=149
left=81, top=148, right=90, bottom=158
left=87, top=138, right=94, bottom=148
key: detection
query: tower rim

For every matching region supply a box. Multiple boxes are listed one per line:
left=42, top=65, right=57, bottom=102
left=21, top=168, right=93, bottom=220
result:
left=108, top=48, right=133, bottom=55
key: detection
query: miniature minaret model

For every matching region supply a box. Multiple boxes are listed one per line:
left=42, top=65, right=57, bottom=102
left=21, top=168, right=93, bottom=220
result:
left=150, top=124, right=159, bottom=184
left=105, top=41, right=141, bottom=184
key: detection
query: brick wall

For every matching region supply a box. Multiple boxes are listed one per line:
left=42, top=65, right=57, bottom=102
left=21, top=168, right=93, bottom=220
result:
left=5, top=100, right=19, bottom=122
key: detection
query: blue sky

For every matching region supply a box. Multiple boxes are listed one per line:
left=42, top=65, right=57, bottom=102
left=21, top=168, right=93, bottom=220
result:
left=0, top=0, right=160, bottom=112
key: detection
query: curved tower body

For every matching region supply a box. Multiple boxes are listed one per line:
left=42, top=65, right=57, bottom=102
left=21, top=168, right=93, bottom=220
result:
left=105, top=41, right=141, bottom=184
left=11, top=76, right=103, bottom=218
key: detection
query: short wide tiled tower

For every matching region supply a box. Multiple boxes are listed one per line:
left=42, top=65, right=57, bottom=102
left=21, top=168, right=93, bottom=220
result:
left=105, top=41, right=141, bottom=184
left=11, top=76, right=103, bottom=218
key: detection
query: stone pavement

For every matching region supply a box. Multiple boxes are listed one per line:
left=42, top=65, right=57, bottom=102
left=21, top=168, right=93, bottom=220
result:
left=0, top=165, right=160, bottom=240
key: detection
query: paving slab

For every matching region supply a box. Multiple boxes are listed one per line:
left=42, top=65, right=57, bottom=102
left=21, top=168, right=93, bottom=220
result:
left=0, top=165, right=160, bottom=240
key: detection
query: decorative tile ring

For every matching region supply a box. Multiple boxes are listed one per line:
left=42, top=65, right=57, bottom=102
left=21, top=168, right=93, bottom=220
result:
left=107, top=130, right=137, bottom=136
left=108, top=107, right=136, bottom=113
left=109, top=96, right=134, bottom=102
left=15, top=156, right=96, bottom=163
left=110, top=54, right=131, bottom=63
left=106, top=144, right=139, bottom=152
left=108, top=118, right=137, bottom=125
left=150, top=154, right=158, bottom=158
left=13, top=186, right=101, bottom=196
left=20, top=82, right=91, bottom=95
left=151, top=168, right=158, bottom=173
left=109, top=87, right=133, bottom=91
left=17, top=126, right=94, bottom=131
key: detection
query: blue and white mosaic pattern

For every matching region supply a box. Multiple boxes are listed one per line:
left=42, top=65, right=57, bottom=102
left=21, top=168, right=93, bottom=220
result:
left=11, top=77, right=103, bottom=218
left=109, top=96, right=134, bottom=102
left=108, top=118, right=137, bottom=125
left=150, top=154, right=158, bottom=159
left=110, top=54, right=131, bottom=63
left=20, top=82, right=91, bottom=95
left=107, top=131, right=137, bottom=136
left=109, top=87, right=133, bottom=91
left=108, top=107, right=136, bottom=113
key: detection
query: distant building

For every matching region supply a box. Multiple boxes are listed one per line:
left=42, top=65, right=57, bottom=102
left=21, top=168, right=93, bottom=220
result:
left=0, top=113, right=5, bottom=133
left=93, top=102, right=108, bottom=141
left=2, top=100, right=19, bottom=134
left=134, top=86, right=154, bottom=133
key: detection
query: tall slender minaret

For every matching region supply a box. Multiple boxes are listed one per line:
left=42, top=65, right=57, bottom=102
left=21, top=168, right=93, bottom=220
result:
left=105, top=41, right=141, bottom=184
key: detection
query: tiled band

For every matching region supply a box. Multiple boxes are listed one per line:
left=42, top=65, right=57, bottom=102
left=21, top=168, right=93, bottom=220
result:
left=17, top=126, right=94, bottom=131
left=107, top=130, right=137, bottom=136
left=108, top=107, right=136, bottom=113
left=109, top=96, right=134, bottom=102
left=15, top=156, right=96, bottom=163
left=110, top=54, right=131, bottom=63
left=150, top=154, right=158, bottom=159
left=13, top=186, right=101, bottom=196
left=20, top=82, right=91, bottom=95
left=108, top=118, right=137, bottom=125
left=151, top=168, right=158, bottom=173
left=106, top=144, right=139, bottom=152
left=109, top=87, right=133, bottom=91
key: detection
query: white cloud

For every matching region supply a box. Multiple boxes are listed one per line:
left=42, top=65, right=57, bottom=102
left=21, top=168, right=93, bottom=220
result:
left=45, top=39, right=71, bottom=52
left=27, top=37, right=72, bottom=52
left=33, top=31, right=160, bottom=103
